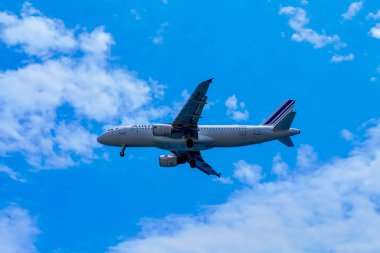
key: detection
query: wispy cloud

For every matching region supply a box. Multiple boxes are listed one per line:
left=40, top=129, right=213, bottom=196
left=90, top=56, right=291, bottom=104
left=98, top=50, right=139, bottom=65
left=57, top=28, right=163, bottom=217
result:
left=152, top=21, right=169, bottom=44
left=330, top=53, right=354, bottom=63
left=279, top=6, right=345, bottom=49
left=225, top=95, right=249, bottom=122
left=341, top=1, right=363, bottom=21
left=0, top=165, right=25, bottom=182
left=214, top=176, right=233, bottom=185
left=366, top=10, right=380, bottom=20
left=108, top=120, right=380, bottom=253
left=129, top=9, right=141, bottom=21
left=148, top=77, right=167, bottom=100
left=341, top=129, right=354, bottom=141
left=0, top=206, right=39, bottom=253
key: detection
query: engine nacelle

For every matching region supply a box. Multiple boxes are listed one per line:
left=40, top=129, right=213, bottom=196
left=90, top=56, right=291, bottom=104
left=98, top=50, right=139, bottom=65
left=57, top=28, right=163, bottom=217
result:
left=159, top=155, right=178, bottom=167
left=152, top=124, right=173, bottom=136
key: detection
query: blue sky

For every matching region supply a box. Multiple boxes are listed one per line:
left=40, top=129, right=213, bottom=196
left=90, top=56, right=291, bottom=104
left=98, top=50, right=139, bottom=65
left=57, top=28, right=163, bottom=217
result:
left=1, top=0, right=380, bottom=252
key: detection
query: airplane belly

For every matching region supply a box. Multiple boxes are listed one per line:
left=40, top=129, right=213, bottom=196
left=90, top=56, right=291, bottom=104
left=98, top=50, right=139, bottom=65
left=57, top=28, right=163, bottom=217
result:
left=154, top=134, right=213, bottom=151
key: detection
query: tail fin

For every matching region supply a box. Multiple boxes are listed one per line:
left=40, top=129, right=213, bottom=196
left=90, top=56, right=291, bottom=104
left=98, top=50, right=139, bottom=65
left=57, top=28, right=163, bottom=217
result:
left=262, top=100, right=295, bottom=126
left=273, top=111, right=296, bottom=131
left=272, top=110, right=297, bottom=148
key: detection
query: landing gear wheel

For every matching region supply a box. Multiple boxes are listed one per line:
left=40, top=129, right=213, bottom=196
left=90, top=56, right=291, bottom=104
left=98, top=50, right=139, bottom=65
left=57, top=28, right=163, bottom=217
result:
left=189, top=159, right=196, bottom=168
left=186, top=139, right=194, bottom=148
left=120, top=145, right=126, bottom=158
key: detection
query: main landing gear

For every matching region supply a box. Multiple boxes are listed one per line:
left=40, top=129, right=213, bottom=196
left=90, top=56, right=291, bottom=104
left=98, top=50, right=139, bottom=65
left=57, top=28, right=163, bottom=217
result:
left=189, top=159, right=196, bottom=168
left=120, top=145, right=126, bottom=157
left=186, top=139, right=194, bottom=148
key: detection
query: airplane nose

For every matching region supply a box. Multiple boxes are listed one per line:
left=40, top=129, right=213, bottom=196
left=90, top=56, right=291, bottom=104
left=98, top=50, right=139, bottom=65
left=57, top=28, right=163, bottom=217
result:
left=97, top=133, right=106, bottom=144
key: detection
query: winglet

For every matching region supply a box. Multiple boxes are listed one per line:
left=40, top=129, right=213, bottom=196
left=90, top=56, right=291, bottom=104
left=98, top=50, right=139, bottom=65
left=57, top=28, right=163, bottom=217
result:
left=207, top=78, right=214, bottom=83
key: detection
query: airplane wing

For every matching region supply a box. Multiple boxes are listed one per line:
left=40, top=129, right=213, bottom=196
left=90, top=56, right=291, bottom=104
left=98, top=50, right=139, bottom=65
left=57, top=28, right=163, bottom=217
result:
left=172, top=150, right=221, bottom=177
left=191, top=151, right=221, bottom=177
left=172, top=79, right=213, bottom=137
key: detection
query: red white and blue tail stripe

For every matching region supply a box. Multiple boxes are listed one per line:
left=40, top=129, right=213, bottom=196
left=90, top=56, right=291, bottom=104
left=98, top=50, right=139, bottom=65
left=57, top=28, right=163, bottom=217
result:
left=262, top=100, right=296, bottom=126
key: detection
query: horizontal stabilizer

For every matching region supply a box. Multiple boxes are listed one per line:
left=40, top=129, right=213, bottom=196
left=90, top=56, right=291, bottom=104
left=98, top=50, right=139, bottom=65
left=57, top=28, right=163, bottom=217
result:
left=273, top=112, right=296, bottom=131
left=278, top=136, right=294, bottom=147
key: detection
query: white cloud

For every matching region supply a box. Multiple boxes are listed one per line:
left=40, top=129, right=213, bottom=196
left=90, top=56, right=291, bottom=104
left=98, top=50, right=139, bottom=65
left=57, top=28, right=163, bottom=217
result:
left=0, top=2, right=76, bottom=58
left=0, top=165, right=25, bottom=182
left=152, top=21, right=169, bottom=44
left=279, top=6, right=345, bottom=49
left=0, top=55, right=159, bottom=169
left=233, top=160, right=262, bottom=185
left=296, top=144, right=317, bottom=168
left=0, top=206, right=39, bottom=253
left=341, top=1, right=363, bottom=21
left=272, top=153, right=288, bottom=177
left=370, top=76, right=378, bottom=82
left=369, top=24, right=380, bottom=39
left=152, top=37, right=163, bottom=44
left=214, top=176, right=233, bottom=185
left=341, top=129, right=354, bottom=141
left=367, top=10, right=380, bottom=20
left=225, top=95, right=249, bottom=122
left=79, top=27, right=114, bottom=57
left=229, top=110, right=249, bottom=121
left=108, top=121, right=380, bottom=253
left=330, top=53, right=354, bottom=63
left=0, top=4, right=170, bottom=170
left=129, top=9, right=141, bottom=21
left=225, top=95, right=238, bottom=110
left=300, top=0, right=308, bottom=6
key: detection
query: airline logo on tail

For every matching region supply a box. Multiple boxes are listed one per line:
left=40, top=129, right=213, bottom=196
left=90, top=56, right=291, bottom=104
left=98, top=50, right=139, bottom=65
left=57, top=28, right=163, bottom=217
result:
left=262, top=100, right=296, bottom=126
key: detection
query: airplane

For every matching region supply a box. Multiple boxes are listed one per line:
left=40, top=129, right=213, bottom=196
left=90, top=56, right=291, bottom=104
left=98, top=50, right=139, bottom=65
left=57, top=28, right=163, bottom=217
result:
left=97, top=78, right=300, bottom=177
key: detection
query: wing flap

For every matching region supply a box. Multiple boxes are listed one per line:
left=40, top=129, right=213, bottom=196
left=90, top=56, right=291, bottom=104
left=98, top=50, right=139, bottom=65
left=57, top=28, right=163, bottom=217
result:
left=172, top=150, right=221, bottom=177
left=192, top=152, right=221, bottom=177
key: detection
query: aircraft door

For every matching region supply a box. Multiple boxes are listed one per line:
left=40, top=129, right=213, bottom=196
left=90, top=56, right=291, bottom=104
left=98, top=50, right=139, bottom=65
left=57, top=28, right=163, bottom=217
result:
left=131, top=125, right=139, bottom=132
left=253, top=128, right=260, bottom=135
left=119, top=128, right=126, bottom=134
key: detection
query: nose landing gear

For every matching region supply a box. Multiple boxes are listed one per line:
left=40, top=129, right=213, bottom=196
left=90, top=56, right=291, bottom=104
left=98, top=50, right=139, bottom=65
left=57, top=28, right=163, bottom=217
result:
left=120, top=145, right=126, bottom=157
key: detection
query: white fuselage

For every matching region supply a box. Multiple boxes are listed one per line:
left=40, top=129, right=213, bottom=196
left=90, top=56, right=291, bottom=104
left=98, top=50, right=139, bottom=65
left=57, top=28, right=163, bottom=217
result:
left=97, top=125, right=300, bottom=151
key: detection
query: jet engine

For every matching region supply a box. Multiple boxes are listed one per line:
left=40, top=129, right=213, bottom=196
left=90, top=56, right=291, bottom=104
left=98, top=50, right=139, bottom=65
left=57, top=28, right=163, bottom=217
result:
left=159, top=155, right=178, bottom=167
left=152, top=124, right=173, bottom=136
